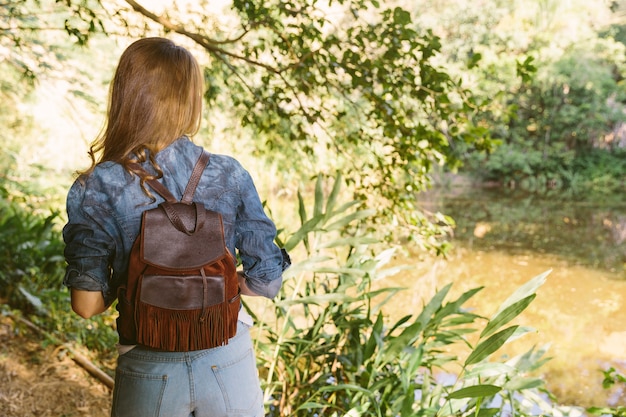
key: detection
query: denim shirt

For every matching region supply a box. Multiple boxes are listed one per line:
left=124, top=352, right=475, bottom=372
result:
left=63, top=137, right=288, bottom=305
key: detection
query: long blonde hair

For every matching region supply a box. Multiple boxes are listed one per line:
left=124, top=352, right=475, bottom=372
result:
left=82, top=37, right=204, bottom=177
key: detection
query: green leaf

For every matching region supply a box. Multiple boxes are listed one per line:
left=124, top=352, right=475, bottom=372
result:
left=465, top=325, right=519, bottom=366
left=392, top=7, right=411, bottom=26
left=297, top=188, right=307, bottom=224
left=324, top=171, right=342, bottom=219
left=276, top=292, right=356, bottom=306
left=416, top=283, right=452, bottom=329
left=476, top=408, right=500, bottom=417
left=18, top=286, right=45, bottom=313
left=316, top=383, right=374, bottom=396
left=364, top=312, right=384, bottom=361
left=480, top=294, right=536, bottom=339
left=313, top=174, right=323, bottom=218
left=318, top=236, right=380, bottom=249
left=325, top=208, right=376, bottom=230
left=384, top=320, right=423, bottom=359
left=464, top=362, right=516, bottom=379
left=283, top=215, right=324, bottom=251
left=294, top=401, right=325, bottom=412
left=492, top=270, right=550, bottom=317
left=447, top=384, right=502, bottom=399
left=503, top=376, right=544, bottom=391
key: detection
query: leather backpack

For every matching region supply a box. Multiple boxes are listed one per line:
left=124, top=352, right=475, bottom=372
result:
left=116, top=151, right=240, bottom=351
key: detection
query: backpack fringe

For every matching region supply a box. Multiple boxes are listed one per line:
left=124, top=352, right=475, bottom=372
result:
left=136, top=302, right=231, bottom=351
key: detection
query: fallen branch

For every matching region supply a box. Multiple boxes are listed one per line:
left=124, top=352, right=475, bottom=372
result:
left=6, top=312, right=115, bottom=389
left=66, top=347, right=115, bottom=390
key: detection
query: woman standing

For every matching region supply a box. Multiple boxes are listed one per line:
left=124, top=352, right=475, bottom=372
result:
left=63, top=37, right=289, bottom=417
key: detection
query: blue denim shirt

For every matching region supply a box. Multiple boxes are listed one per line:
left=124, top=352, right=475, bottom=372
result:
left=63, top=137, right=288, bottom=305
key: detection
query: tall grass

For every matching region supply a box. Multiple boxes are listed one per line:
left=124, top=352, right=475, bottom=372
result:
left=252, top=173, right=583, bottom=416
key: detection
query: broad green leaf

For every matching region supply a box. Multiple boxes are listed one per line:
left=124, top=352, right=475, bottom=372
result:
left=324, top=171, right=343, bottom=219
left=297, top=188, right=307, bottom=224
left=480, top=294, right=536, bottom=339
left=503, top=376, right=544, bottom=391
left=364, top=312, right=384, bottom=361
left=317, top=383, right=374, bottom=396
left=312, top=266, right=367, bottom=276
left=283, top=215, right=325, bottom=251
left=276, top=292, right=356, bottom=306
left=327, top=200, right=362, bottom=218
left=18, top=286, right=44, bottom=312
left=464, top=362, right=516, bottom=379
left=493, top=270, right=550, bottom=317
left=404, top=346, right=424, bottom=387
left=507, top=325, right=536, bottom=343
left=344, top=407, right=368, bottom=417
left=325, top=209, right=376, bottom=230
left=373, top=264, right=414, bottom=280
left=476, top=408, right=500, bottom=417
left=295, top=401, right=325, bottom=412
left=435, top=286, right=483, bottom=321
left=313, top=174, right=323, bottom=218
left=374, top=248, right=396, bottom=265
left=416, top=283, right=452, bottom=329
left=505, top=344, right=552, bottom=372
left=318, top=236, right=380, bottom=248
left=401, top=382, right=418, bottom=416
left=384, top=320, right=423, bottom=359
left=447, top=384, right=502, bottom=399
left=465, top=325, right=519, bottom=366
left=280, top=255, right=333, bottom=277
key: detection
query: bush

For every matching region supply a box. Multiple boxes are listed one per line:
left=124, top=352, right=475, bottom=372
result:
left=0, top=199, right=65, bottom=312
left=254, top=173, right=581, bottom=416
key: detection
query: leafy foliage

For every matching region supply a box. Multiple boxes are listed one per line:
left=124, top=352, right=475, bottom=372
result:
left=252, top=173, right=579, bottom=416
left=0, top=147, right=118, bottom=355
left=422, top=0, right=626, bottom=193
left=587, top=367, right=626, bottom=417
left=2, top=0, right=498, bottom=252
left=0, top=200, right=64, bottom=310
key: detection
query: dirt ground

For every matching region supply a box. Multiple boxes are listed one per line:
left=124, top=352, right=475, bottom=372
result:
left=0, top=315, right=112, bottom=417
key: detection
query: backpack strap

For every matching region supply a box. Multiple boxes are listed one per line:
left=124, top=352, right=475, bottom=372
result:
left=182, top=151, right=210, bottom=204
left=128, top=150, right=210, bottom=204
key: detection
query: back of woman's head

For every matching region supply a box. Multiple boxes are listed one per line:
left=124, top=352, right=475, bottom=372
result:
left=90, top=37, right=204, bottom=168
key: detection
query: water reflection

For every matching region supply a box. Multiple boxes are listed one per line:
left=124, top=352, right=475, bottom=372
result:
left=385, top=188, right=626, bottom=408
left=428, top=189, right=626, bottom=274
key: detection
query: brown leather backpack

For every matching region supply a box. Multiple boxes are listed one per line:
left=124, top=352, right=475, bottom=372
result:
left=116, top=151, right=240, bottom=351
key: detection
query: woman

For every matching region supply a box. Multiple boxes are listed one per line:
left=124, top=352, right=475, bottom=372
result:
left=63, top=37, right=289, bottom=417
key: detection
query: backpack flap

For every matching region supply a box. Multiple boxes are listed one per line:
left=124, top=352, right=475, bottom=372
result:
left=140, top=202, right=227, bottom=270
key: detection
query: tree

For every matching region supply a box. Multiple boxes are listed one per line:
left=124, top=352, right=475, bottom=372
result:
left=2, top=0, right=495, bottom=251
left=407, top=0, right=626, bottom=191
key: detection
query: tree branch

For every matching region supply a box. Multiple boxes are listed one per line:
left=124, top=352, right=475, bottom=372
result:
left=6, top=312, right=115, bottom=390
left=123, top=0, right=280, bottom=73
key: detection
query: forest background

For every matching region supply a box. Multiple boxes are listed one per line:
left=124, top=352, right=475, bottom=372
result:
left=1, top=0, right=626, bottom=416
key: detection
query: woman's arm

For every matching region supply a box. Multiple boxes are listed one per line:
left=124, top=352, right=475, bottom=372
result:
left=64, top=180, right=119, bottom=316
left=234, top=168, right=288, bottom=299
left=237, top=271, right=262, bottom=296
left=71, top=288, right=108, bottom=319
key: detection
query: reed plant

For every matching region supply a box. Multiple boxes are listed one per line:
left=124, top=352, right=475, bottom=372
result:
left=252, top=173, right=582, bottom=416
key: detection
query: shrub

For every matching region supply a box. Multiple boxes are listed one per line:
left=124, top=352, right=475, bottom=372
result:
left=254, top=173, right=580, bottom=416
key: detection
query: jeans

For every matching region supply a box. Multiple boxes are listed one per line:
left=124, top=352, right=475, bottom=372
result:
left=111, top=321, right=264, bottom=417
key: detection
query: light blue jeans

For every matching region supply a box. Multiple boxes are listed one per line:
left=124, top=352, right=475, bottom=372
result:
left=111, top=321, right=264, bottom=417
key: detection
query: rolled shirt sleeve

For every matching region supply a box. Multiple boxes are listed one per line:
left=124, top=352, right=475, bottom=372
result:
left=62, top=181, right=117, bottom=305
left=235, top=169, right=289, bottom=298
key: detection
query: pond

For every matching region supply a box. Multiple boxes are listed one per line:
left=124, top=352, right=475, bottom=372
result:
left=386, top=186, right=626, bottom=409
